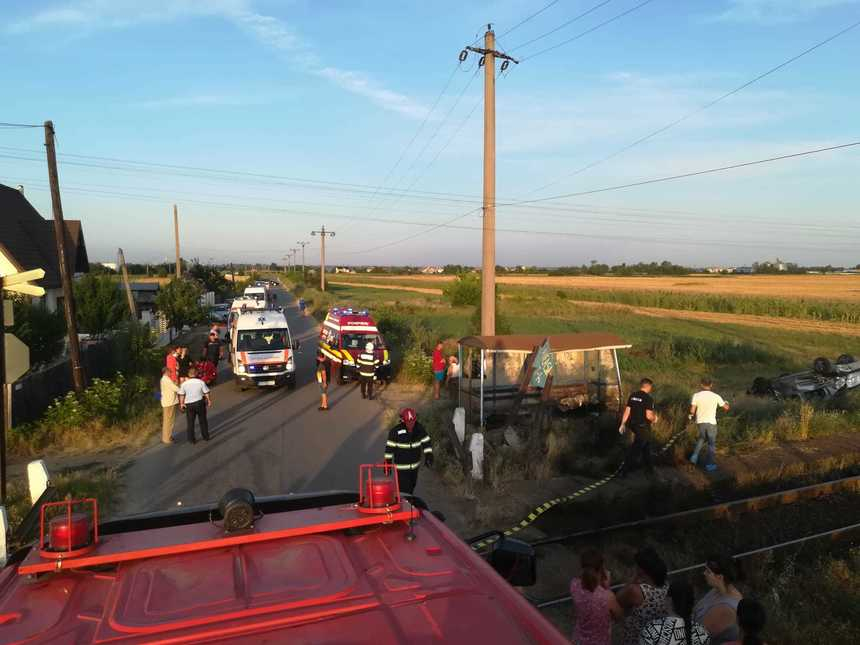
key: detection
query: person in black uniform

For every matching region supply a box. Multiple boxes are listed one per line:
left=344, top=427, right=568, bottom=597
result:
left=384, top=408, right=433, bottom=494
left=201, top=331, right=223, bottom=384
left=618, top=377, right=658, bottom=476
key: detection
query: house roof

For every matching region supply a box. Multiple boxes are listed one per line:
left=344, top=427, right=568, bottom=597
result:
left=0, top=184, right=89, bottom=289
left=458, top=332, right=631, bottom=353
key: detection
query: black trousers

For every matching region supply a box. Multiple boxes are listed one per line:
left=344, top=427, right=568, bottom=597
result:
left=623, top=424, right=652, bottom=473
left=397, top=468, right=418, bottom=495
left=360, top=376, right=374, bottom=399
left=185, top=400, right=210, bottom=443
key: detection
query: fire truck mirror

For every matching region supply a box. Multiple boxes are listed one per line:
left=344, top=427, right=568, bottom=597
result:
left=489, top=536, right=537, bottom=587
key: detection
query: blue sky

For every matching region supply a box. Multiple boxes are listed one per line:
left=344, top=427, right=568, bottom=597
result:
left=1, top=0, right=858, bottom=267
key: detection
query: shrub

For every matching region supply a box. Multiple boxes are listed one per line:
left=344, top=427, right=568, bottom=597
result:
left=443, top=273, right=481, bottom=306
left=111, top=321, right=161, bottom=377
left=74, top=273, right=128, bottom=338
left=556, top=290, right=569, bottom=299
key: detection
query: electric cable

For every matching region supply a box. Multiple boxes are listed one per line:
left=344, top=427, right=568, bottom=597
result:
left=508, top=0, right=613, bottom=51
left=498, top=0, right=563, bottom=38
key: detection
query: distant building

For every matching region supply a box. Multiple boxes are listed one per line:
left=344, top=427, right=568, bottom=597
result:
left=126, top=282, right=160, bottom=313
left=334, top=267, right=355, bottom=274
left=0, top=183, right=89, bottom=312
left=734, top=266, right=754, bottom=274
left=100, top=262, right=118, bottom=272
left=421, top=265, right=444, bottom=274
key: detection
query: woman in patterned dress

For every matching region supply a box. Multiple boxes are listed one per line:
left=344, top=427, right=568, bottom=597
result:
left=616, top=547, right=670, bottom=645
left=640, top=579, right=710, bottom=644
left=570, top=549, right=623, bottom=645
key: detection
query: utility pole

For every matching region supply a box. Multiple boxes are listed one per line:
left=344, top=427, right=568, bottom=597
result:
left=310, top=226, right=335, bottom=291
left=44, top=120, right=85, bottom=393
left=464, top=28, right=518, bottom=336
left=173, top=204, right=181, bottom=279
left=289, top=248, right=298, bottom=276
left=117, top=248, right=137, bottom=319
left=296, top=241, right=309, bottom=279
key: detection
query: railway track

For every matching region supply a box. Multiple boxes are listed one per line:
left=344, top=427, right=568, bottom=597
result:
left=522, top=474, right=860, bottom=611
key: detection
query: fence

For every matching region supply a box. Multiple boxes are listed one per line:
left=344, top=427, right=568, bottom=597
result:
left=11, top=342, right=120, bottom=427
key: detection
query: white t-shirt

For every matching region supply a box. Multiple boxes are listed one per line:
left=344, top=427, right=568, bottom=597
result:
left=179, top=378, right=210, bottom=404
left=691, top=390, right=727, bottom=425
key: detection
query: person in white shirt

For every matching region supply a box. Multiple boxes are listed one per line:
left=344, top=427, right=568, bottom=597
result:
left=179, top=367, right=212, bottom=444
left=159, top=367, right=181, bottom=444
left=689, top=378, right=730, bottom=472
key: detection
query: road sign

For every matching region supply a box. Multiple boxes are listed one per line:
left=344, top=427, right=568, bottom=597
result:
left=1, top=268, right=45, bottom=297
left=5, top=333, right=29, bottom=383
left=529, top=340, right=555, bottom=389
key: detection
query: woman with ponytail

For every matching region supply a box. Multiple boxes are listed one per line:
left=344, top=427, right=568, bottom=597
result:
left=570, top=549, right=623, bottom=645
left=725, top=598, right=767, bottom=645
left=640, top=579, right=709, bottom=644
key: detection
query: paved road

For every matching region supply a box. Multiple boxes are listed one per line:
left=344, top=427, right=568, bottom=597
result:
left=121, top=289, right=390, bottom=515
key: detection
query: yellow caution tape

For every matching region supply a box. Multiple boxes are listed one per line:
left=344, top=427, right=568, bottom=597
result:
left=471, top=426, right=689, bottom=551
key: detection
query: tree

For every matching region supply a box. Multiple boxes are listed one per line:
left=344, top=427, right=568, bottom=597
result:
left=188, top=263, right=229, bottom=298
left=12, top=300, right=66, bottom=366
left=74, top=273, right=128, bottom=339
left=155, top=278, right=205, bottom=336
left=442, top=273, right=482, bottom=306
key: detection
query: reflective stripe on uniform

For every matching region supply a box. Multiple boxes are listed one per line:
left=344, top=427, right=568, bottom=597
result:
left=393, top=462, right=421, bottom=470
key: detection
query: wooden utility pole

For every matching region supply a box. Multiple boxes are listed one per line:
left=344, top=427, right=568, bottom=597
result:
left=173, top=204, right=181, bottom=279
left=117, top=248, right=137, bottom=319
left=44, top=120, right=85, bottom=394
left=310, top=226, right=335, bottom=291
left=296, top=240, right=309, bottom=279
left=465, top=28, right=517, bottom=336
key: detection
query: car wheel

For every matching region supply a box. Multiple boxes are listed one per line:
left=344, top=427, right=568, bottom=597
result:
left=813, top=357, right=834, bottom=376
left=836, top=354, right=856, bottom=365
left=750, top=377, right=771, bottom=396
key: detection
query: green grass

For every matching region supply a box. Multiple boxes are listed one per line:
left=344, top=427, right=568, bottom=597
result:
left=294, top=280, right=860, bottom=449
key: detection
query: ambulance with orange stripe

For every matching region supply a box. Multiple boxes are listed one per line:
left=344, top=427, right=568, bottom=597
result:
left=231, top=310, right=299, bottom=390
left=318, top=307, right=391, bottom=384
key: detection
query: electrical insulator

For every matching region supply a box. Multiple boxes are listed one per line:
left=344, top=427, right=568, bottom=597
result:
left=501, top=60, right=510, bottom=72
left=478, top=56, right=485, bottom=68
left=459, top=49, right=468, bottom=62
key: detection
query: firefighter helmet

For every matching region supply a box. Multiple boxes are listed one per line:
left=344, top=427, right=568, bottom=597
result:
left=400, top=408, right=417, bottom=428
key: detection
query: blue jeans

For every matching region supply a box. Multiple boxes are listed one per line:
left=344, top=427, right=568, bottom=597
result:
left=692, top=423, right=718, bottom=466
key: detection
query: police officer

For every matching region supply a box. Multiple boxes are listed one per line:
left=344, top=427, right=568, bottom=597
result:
left=356, top=341, right=380, bottom=400
left=384, top=408, right=433, bottom=494
left=618, top=377, right=658, bottom=476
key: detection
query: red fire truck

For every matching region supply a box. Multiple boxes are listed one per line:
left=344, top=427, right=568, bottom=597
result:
left=318, top=307, right=392, bottom=383
left=0, top=464, right=566, bottom=644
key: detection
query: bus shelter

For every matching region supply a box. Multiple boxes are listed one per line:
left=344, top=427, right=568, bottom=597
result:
left=457, top=333, right=632, bottom=428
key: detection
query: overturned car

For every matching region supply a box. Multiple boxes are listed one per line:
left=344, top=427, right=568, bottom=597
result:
left=750, top=354, right=860, bottom=400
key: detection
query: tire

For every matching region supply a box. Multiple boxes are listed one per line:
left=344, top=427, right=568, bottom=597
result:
left=813, top=357, right=834, bottom=376
left=287, top=379, right=296, bottom=390
left=836, top=354, right=856, bottom=365
left=749, top=377, right=771, bottom=396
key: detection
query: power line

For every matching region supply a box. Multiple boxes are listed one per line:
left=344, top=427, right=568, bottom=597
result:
left=528, top=15, right=860, bottom=195
left=508, top=0, right=613, bottom=51
left=517, top=141, right=860, bottom=204
left=363, top=60, right=463, bottom=208
left=340, top=140, right=860, bottom=252
left=0, top=122, right=41, bottom=128
left=520, top=0, right=657, bottom=62
left=498, top=0, right=563, bottom=38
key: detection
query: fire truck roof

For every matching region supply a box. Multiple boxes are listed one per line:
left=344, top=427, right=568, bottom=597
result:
left=0, top=496, right=565, bottom=644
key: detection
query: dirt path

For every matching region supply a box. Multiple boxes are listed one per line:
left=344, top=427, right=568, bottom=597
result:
left=329, top=280, right=860, bottom=337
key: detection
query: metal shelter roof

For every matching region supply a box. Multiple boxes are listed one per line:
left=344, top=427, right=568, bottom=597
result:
left=458, top=332, right=631, bottom=352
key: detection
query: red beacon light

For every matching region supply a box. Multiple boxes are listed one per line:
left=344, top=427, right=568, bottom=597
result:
left=39, top=498, right=99, bottom=560
left=358, top=464, right=401, bottom=514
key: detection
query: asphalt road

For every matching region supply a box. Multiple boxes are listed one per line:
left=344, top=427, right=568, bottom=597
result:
left=121, top=288, right=390, bottom=516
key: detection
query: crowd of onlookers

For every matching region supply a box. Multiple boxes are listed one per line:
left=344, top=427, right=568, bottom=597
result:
left=570, top=547, right=767, bottom=645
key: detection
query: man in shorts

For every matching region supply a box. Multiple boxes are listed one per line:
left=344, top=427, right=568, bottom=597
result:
left=431, top=342, right=445, bottom=400
left=689, top=377, right=730, bottom=472
left=316, top=354, right=330, bottom=411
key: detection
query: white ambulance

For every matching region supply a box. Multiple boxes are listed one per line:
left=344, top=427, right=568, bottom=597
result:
left=231, top=310, right=299, bottom=390
left=242, top=286, right=269, bottom=310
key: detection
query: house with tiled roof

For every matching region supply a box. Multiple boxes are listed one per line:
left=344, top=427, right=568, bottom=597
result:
left=0, top=183, right=89, bottom=312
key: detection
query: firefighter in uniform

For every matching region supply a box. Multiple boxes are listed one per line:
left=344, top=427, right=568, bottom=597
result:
left=357, top=341, right=380, bottom=400
left=384, top=408, right=433, bottom=494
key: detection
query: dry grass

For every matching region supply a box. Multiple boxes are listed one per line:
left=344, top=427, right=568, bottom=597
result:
left=333, top=273, right=860, bottom=301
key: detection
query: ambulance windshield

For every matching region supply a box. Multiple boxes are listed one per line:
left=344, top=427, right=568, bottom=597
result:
left=238, top=329, right=288, bottom=352
left=342, top=333, right=380, bottom=350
